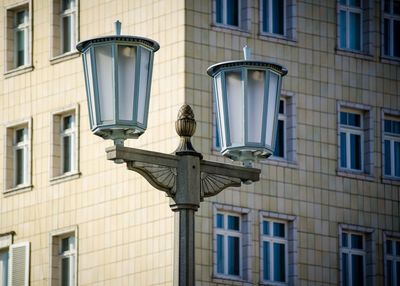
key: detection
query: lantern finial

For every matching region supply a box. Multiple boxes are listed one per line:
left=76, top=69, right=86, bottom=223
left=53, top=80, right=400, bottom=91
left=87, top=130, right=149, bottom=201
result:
left=115, top=20, right=121, bottom=35
left=243, top=45, right=252, bottom=60
left=175, top=105, right=202, bottom=158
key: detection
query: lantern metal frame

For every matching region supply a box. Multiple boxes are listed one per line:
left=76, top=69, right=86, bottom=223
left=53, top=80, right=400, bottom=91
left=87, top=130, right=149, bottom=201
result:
left=76, top=35, right=160, bottom=144
left=207, top=59, right=288, bottom=165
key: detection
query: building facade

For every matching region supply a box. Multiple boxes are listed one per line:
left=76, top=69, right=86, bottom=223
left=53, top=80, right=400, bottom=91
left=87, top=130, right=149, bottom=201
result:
left=0, top=0, right=399, bottom=285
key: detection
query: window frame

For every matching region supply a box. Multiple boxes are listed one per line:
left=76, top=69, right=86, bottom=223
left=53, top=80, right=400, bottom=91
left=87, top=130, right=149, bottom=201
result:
left=60, top=0, right=77, bottom=54
left=12, top=127, right=29, bottom=187
left=260, top=0, right=287, bottom=37
left=338, top=0, right=363, bottom=52
left=382, top=114, right=400, bottom=179
left=382, top=0, right=400, bottom=59
left=213, top=0, right=243, bottom=29
left=384, top=232, right=400, bottom=286
left=13, top=7, right=29, bottom=68
left=272, top=98, right=287, bottom=160
left=60, top=113, right=76, bottom=175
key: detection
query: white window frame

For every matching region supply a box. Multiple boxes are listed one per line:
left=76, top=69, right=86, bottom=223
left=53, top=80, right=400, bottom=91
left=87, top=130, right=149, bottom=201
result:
left=13, top=127, right=29, bottom=187
left=260, top=218, right=289, bottom=285
left=60, top=113, right=76, bottom=174
left=214, top=0, right=242, bottom=28
left=272, top=98, right=287, bottom=160
left=13, top=7, right=29, bottom=68
left=214, top=211, right=243, bottom=278
left=382, top=0, right=400, bottom=58
left=339, top=109, right=364, bottom=172
left=338, top=0, right=363, bottom=51
left=383, top=114, right=400, bottom=179
left=59, top=235, right=76, bottom=286
left=60, top=0, right=77, bottom=54
left=261, top=0, right=287, bottom=36
left=340, top=230, right=367, bottom=286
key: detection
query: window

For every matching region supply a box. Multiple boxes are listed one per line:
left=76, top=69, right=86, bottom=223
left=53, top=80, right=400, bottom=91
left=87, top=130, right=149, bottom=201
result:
left=262, top=0, right=285, bottom=35
left=383, top=0, right=400, bottom=58
left=383, top=116, right=400, bottom=178
left=261, top=219, right=288, bottom=284
left=213, top=0, right=250, bottom=30
left=5, top=2, right=32, bottom=71
left=274, top=99, right=286, bottom=158
left=0, top=250, right=8, bottom=286
left=213, top=205, right=251, bottom=281
left=339, top=110, right=364, bottom=171
left=338, top=0, right=363, bottom=51
left=4, top=120, right=32, bottom=192
left=339, top=225, right=374, bottom=286
left=385, top=236, right=400, bottom=286
left=51, top=107, right=79, bottom=181
left=51, top=0, right=79, bottom=58
left=50, top=230, right=77, bottom=286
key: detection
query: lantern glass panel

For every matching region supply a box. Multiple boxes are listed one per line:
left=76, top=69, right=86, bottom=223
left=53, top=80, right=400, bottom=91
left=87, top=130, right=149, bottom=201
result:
left=85, top=50, right=96, bottom=126
left=226, top=70, right=244, bottom=146
left=137, top=48, right=151, bottom=125
left=265, top=72, right=279, bottom=146
left=117, top=45, right=136, bottom=121
left=247, top=70, right=265, bottom=144
left=215, top=74, right=226, bottom=147
left=95, top=45, right=114, bottom=122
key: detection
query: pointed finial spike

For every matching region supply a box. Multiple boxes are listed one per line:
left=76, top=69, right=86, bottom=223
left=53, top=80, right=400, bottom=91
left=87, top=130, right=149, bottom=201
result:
left=243, top=45, right=251, bottom=60
left=115, top=20, right=121, bottom=35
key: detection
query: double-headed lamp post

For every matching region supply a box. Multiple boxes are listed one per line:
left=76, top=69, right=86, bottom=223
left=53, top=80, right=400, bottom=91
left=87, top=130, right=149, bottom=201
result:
left=76, top=22, right=287, bottom=286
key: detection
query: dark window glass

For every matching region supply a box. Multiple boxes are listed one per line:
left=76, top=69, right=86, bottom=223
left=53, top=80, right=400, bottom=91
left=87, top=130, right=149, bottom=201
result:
left=262, top=0, right=269, bottom=32
left=263, top=241, right=270, bottom=280
left=62, top=0, right=74, bottom=11
left=61, top=237, right=70, bottom=252
left=396, top=241, right=400, bottom=255
left=387, top=260, right=393, bottom=286
left=385, top=0, right=391, bottom=13
left=394, top=20, right=400, bottom=57
left=340, top=11, right=347, bottom=48
left=384, top=19, right=390, bottom=56
left=340, top=132, right=347, bottom=168
left=350, top=134, right=361, bottom=170
left=16, top=149, right=24, bottom=185
left=227, top=215, right=240, bottom=231
left=216, top=213, right=224, bottom=228
left=15, top=10, right=26, bottom=25
left=273, top=222, right=285, bottom=238
left=63, top=115, right=73, bottom=131
left=395, top=142, right=400, bottom=177
left=272, top=0, right=284, bottom=35
left=385, top=119, right=392, bottom=133
left=397, top=262, right=400, bottom=285
left=342, top=253, right=349, bottom=286
left=394, top=0, right=400, bottom=15
left=349, top=0, right=361, bottom=7
left=348, top=113, right=361, bottom=127
left=340, top=112, right=348, bottom=125
left=216, top=0, right=223, bottom=23
left=387, top=239, right=393, bottom=254
left=16, top=30, right=25, bottom=67
left=15, top=128, right=25, bottom=143
left=340, top=0, right=347, bottom=5
left=273, top=120, right=284, bottom=158
left=63, top=136, right=72, bottom=173
left=351, top=254, right=364, bottom=286
left=393, top=120, right=400, bottom=134
left=385, top=140, right=392, bottom=176
left=349, top=12, right=361, bottom=50
left=62, top=16, right=72, bottom=53
left=226, top=0, right=239, bottom=26
left=342, top=233, right=348, bottom=247
left=61, top=257, right=70, bottom=286
left=279, top=99, right=284, bottom=114
left=263, top=221, right=270, bottom=235
left=217, top=234, right=224, bottom=273
left=228, top=236, right=240, bottom=275
left=351, top=234, right=363, bottom=249
left=273, top=243, right=285, bottom=282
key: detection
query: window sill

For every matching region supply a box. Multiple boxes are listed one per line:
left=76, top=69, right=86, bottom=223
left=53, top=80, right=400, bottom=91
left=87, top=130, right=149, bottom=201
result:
left=3, top=184, right=33, bottom=196
left=50, top=51, right=80, bottom=65
left=212, top=275, right=251, bottom=285
left=260, top=157, right=298, bottom=169
left=211, top=24, right=251, bottom=36
left=258, top=33, right=297, bottom=46
left=380, top=56, right=400, bottom=65
left=382, top=176, right=400, bottom=186
left=337, top=169, right=374, bottom=181
left=259, top=281, right=288, bottom=286
left=4, top=65, right=34, bottom=78
left=50, top=172, right=81, bottom=185
left=335, top=48, right=374, bottom=61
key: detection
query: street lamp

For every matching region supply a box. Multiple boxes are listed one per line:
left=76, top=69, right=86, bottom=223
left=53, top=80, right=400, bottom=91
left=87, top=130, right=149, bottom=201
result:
left=77, top=23, right=286, bottom=286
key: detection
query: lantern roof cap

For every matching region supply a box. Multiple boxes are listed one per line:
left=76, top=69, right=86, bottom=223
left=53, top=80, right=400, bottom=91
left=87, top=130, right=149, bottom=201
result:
left=207, top=60, right=288, bottom=77
left=76, top=35, right=160, bottom=53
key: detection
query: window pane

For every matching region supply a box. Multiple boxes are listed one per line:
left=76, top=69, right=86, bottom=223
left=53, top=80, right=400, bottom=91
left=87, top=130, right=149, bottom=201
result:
left=247, top=70, right=265, bottom=143
left=342, top=253, right=349, bottom=286
left=262, top=0, right=269, bottom=32
left=279, top=100, right=284, bottom=114
left=263, top=241, right=270, bottom=280
left=62, top=0, right=74, bottom=10
left=273, top=120, right=284, bottom=157
left=394, top=0, right=400, bottom=15
left=340, top=11, right=347, bottom=48
left=351, top=254, right=364, bottom=286
left=273, top=222, right=285, bottom=238
left=16, top=148, right=25, bottom=185
left=385, top=140, right=392, bottom=176
left=349, top=12, right=361, bottom=50
left=350, top=134, right=361, bottom=170
left=349, top=0, right=361, bottom=7
left=228, top=236, right=240, bottom=276
left=216, top=214, right=224, bottom=228
left=16, top=30, right=25, bottom=67
left=348, top=113, right=361, bottom=127
left=226, top=0, right=239, bottom=26
left=394, top=20, right=400, bottom=57
left=387, top=239, right=393, bottom=255
left=63, top=115, right=73, bottom=130
left=62, top=16, right=72, bottom=53
left=351, top=234, right=363, bottom=249
left=216, top=0, right=223, bottom=23
left=16, top=128, right=25, bottom=143
left=16, top=10, right=26, bottom=25
left=217, top=234, right=224, bottom=273
left=62, top=237, right=70, bottom=252
left=273, top=243, right=286, bottom=282
left=397, top=262, right=400, bottom=286
left=340, top=112, right=348, bottom=125
left=395, top=142, right=400, bottom=177
left=385, top=119, right=392, bottom=133
left=393, top=120, right=400, bottom=134
left=226, top=71, right=244, bottom=146
left=387, top=260, right=393, bottom=286
left=272, top=0, right=284, bottom=35
left=384, top=0, right=391, bottom=13
left=263, top=221, right=270, bottom=235
left=227, top=215, right=240, bottom=231
left=340, top=0, right=347, bottom=5
left=342, top=233, right=348, bottom=247
left=384, top=19, right=390, bottom=56
left=61, top=257, right=70, bottom=286
left=340, top=132, right=347, bottom=168
left=0, top=251, right=9, bottom=286
left=396, top=241, right=400, bottom=256
left=63, top=136, right=72, bottom=173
